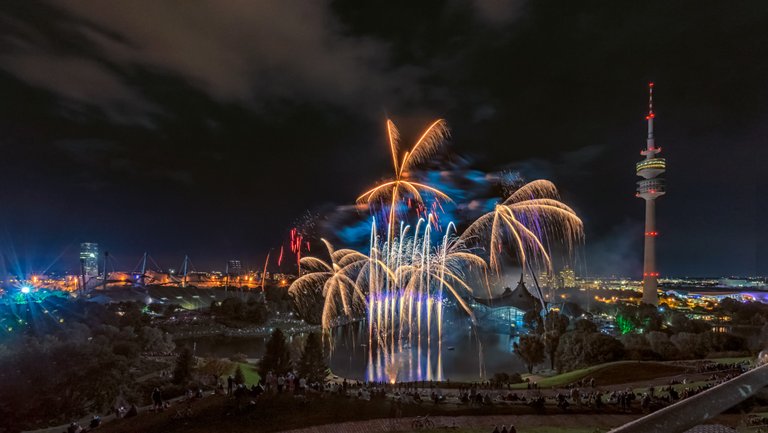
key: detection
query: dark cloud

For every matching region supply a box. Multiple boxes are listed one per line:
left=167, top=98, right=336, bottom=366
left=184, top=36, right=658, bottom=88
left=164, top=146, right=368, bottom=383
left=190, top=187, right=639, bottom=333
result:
left=470, top=0, right=526, bottom=26
left=2, top=1, right=428, bottom=116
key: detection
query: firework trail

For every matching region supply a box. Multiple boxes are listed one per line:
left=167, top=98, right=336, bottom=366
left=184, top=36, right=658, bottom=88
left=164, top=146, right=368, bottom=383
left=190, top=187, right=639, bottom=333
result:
left=288, top=214, right=486, bottom=382
left=288, top=239, right=369, bottom=331
left=357, top=215, right=485, bottom=382
left=461, top=179, right=583, bottom=276
left=290, top=228, right=303, bottom=274
left=357, top=119, right=453, bottom=237
left=261, top=251, right=270, bottom=296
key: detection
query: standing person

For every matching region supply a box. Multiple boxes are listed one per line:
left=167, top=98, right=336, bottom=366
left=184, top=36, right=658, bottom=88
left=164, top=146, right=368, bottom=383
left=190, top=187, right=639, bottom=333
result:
left=151, top=387, right=163, bottom=410
left=277, top=375, right=285, bottom=393
left=227, top=375, right=234, bottom=396
left=299, top=376, right=307, bottom=395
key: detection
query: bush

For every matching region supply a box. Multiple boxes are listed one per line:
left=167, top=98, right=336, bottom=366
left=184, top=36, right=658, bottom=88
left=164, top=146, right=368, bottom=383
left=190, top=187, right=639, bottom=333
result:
left=556, top=331, right=625, bottom=372
left=671, top=332, right=708, bottom=359
left=230, top=353, right=248, bottom=363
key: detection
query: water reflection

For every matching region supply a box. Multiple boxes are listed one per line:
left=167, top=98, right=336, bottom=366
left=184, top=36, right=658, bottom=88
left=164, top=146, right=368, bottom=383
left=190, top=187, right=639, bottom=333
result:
left=329, top=321, right=523, bottom=382
left=180, top=321, right=524, bottom=382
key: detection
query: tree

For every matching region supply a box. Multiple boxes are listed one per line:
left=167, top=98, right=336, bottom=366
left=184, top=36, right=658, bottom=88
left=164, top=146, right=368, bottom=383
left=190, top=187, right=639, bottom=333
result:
left=233, top=364, right=246, bottom=384
left=543, top=311, right=569, bottom=369
left=523, top=310, right=544, bottom=334
left=140, top=326, right=176, bottom=353
left=173, top=346, right=195, bottom=384
left=258, top=328, right=292, bottom=377
left=245, top=296, right=269, bottom=324
left=670, top=332, right=707, bottom=359
left=646, top=331, right=679, bottom=360
left=637, top=304, right=663, bottom=332
left=573, top=318, right=597, bottom=333
left=199, top=358, right=233, bottom=383
left=217, top=297, right=245, bottom=318
left=696, top=331, right=747, bottom=353
left=514, top=335, right=545, bottom=373
left=751, top=323, right=768, bottom=352
left=620, top=333, right=657, bottom=360
left=670, top=312, right=710, bottom=334
left=556, top=331, right=624, bottom=372
left=297, top=332, right=329, bottom=383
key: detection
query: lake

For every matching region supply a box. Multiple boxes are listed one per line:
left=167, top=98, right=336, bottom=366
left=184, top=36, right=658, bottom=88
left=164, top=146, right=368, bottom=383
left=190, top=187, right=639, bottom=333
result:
left=178, top=320, right=525, bottom=382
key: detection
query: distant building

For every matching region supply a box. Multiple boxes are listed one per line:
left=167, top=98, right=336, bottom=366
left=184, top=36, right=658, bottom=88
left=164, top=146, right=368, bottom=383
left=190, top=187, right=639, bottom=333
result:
left=559, top=266, right=576, bottom=289
left=538, top=270, right=557, bottom=289
left=227, top=260, right=242, bottom=276
left=79, top=243, right=99, bottom=279
left=472, top=274, right=542, bottom=333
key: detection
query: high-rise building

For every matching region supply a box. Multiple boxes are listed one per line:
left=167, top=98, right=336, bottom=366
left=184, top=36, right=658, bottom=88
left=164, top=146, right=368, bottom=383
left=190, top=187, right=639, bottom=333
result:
left=559, top=266, right=576, bottom=289
left=538, top=270, right=556, bottom=288
left=227, top=260, right=242, bottom=276
left=79, top=243, right=99, bottom=279
left=635, top=83, right=666, bottom=306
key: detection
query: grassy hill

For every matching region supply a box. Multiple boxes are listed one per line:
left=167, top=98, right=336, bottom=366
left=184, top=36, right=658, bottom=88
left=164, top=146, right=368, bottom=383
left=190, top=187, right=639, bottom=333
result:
left=512, top=361, right=688, bottom=389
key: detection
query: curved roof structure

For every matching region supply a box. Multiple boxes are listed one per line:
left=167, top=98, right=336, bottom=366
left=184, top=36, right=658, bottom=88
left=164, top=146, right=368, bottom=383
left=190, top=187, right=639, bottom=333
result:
left=473, top=274, right=540, bottom=312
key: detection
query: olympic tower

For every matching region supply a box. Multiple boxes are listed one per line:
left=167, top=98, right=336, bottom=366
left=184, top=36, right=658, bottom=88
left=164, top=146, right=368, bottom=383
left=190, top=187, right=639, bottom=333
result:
left=636, top=82, right=666, bottom=306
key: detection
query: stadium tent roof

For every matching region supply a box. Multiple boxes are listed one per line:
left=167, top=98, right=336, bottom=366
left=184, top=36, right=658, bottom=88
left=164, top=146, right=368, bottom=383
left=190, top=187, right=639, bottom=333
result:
left=473, top=274, right=539, bottom=312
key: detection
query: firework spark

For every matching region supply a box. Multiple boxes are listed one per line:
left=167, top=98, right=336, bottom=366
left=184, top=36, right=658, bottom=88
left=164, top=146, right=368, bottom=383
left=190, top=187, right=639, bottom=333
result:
left=357, top=215, right=485, bottom=382
left=288, top=214, right=485, bottom=382
left=357, top=119, right=453, bottom=235
left=288, top=239, right=369, bottom=330
left=462, top=179, right=584, bottom=275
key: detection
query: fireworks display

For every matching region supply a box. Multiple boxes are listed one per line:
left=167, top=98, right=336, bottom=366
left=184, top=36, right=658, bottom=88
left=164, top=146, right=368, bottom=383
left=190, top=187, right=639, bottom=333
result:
left=357, top=119, right=453, bottom=235
left=363, top=216, right=485, bottom=382
left=289, top=239, right=369, bottom=330
left=462, top=179, right=584, bottom=276
left=289, top=118, right=583, bottom=382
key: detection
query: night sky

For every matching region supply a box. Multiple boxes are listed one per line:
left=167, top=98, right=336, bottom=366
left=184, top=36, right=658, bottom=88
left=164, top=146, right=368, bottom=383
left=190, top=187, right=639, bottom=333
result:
left=0, top=1, right=767, bottom=277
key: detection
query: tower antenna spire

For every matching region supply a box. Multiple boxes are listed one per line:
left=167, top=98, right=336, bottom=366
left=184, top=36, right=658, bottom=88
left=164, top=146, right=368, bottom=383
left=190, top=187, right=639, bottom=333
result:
left=646, top=82, right=655, bottom=145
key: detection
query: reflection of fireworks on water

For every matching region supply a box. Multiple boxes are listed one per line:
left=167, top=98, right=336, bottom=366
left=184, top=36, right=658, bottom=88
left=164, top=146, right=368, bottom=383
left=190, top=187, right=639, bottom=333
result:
left=462, top=179, right=584, bottom=276
left=290, top=118, right=584, bottom=383
left=289, top=215, right=485, bottom=382
left=362, top=215, right=486, bottom=382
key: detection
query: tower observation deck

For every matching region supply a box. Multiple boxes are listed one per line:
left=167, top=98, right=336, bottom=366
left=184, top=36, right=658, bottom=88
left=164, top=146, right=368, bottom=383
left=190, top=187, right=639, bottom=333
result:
left=636, top=82, right=665, bottom=306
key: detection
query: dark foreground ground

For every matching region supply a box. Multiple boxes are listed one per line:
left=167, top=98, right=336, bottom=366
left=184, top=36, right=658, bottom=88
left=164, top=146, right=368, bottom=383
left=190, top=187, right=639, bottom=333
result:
left=33, top=359, right=757, bottom=433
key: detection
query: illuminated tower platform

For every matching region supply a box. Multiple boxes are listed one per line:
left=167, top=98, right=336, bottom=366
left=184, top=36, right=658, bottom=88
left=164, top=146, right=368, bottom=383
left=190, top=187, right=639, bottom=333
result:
left=636, top=83, right=666, bottom=306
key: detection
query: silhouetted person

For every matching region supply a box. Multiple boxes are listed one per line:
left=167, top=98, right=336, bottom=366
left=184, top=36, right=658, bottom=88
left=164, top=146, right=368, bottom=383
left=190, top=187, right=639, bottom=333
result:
left=151, top=387, right=163, bottom=410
